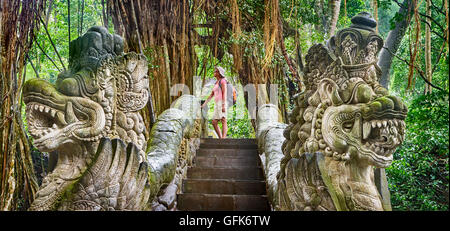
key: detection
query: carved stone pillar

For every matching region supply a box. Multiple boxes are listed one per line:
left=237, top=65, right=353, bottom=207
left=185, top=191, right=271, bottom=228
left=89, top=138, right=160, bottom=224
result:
left=258, top=12, right=408, bottom=211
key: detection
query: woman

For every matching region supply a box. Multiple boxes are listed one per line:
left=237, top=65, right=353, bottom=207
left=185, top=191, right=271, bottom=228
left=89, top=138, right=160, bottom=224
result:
left=202, top=66, right=228, bottom=139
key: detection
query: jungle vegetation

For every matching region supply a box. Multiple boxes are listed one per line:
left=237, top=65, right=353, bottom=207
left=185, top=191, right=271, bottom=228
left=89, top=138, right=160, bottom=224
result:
left=0, top=0, right=448, bottom=211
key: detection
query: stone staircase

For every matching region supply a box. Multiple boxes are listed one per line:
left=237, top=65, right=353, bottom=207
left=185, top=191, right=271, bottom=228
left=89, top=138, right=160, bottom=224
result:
left=177, top=138, right=270, bottom=211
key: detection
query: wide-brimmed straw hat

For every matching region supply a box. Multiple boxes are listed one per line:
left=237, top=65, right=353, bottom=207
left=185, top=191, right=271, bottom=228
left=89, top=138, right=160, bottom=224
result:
left=215, top=66, right=226, bottom=78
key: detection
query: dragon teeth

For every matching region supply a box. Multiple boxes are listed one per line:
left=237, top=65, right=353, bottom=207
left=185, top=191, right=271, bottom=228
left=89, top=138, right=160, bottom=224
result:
left=390, top=126, right=398, bottom=135
left=65, top=102, right=77, bottom=124
left=51, top=109, right=56, bottom=117
left=363, top=122, right=371, bottom=139
left=52, top=124, right=57, bottom=129
left=374, top=146, right=380, bottom=153
left=393, top=137, right=398, bottom=144
left=362, top=118, right=406, bottom=156
left=39, top=105, right=44, bottom=112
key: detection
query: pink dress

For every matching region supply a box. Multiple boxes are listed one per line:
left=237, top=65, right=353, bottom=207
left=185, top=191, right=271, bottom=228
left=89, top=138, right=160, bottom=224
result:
left=212, top=79, right=227, bottom=119
left=213, top=79, right=225, bottom=102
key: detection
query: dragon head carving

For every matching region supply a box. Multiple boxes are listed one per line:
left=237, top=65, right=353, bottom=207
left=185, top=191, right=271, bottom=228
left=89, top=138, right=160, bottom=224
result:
left=279, top=12, right=407, bottom=211
left=23, top=27, right=150, bottom=210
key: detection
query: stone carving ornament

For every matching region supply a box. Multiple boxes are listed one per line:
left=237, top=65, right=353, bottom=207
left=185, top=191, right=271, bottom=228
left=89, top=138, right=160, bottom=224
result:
left=262, top=12, right=408, bottom=211
left=24, top=26, right=201, bottom=210
left=23, top=27, right=152, bottom=210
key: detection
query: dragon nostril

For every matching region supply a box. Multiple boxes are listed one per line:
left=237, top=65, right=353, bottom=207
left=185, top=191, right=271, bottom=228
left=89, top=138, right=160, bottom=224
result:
left=378, top=97, right=395, bottom=110
left=59, top=78, right=81, bottom=97
left=355, top=84, right=374, bottom=103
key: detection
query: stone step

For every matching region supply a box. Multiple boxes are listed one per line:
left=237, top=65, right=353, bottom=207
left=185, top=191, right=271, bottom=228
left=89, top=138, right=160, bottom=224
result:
left=177, top=193, right=270, bottom=211
left=195, top=156, right=260, bottom=168
left=182, top=179, right=267, bottom=195
left=197, top=148, right=258, bottom=157
left=200, top=138, right=257, bottom=145
left=187, top=167, right=265, bottom=180
left=177, top=138, right=268, bottom=211
left=200, top=143, right=258, bottom=149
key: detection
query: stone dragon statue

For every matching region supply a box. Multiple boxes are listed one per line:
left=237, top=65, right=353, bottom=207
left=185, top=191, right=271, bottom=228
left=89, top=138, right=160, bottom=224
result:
left=23, top=27, right=152, bottom=210
left=258, top=12, right=408, bottom=211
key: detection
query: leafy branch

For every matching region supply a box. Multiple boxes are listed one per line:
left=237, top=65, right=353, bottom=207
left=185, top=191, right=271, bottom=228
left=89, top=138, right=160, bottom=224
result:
left=383, top=46, right=444, bottom=91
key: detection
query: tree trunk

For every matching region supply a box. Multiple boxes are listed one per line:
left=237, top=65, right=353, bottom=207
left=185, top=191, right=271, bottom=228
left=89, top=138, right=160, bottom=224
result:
left=424, top=0, right=432, bottom=94
left=80, top=0, right=85, bottom=35
left=0, top=0, right=44, bottom=211
left=44, top=0, right=53, bottom=26
left=344, top=0, right=347, bottom=18
left=68, top=0, right=71, bottom=46
left=108, top=0, right=197, bottom=133
left=446, top=0, right=449, bottom=47
left=101, top=0, right=108, bottom=28
left=278, top=9, right=300, bottom=83
left=378, top=0, right=414, bottom=89
left=373, top=0, right=378, bottom=33
left=328, top=0, right=341, bottom=37
left=313, top=0, right=328, bottom=34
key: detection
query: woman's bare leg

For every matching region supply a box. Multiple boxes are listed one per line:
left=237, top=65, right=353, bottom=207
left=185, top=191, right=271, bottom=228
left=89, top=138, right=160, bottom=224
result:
left=221, top=117, right=227, bottom=138
left=212, top=119, right=222, bottom=138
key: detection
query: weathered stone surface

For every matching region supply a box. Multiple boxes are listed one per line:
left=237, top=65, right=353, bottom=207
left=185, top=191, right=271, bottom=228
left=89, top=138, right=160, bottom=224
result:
left=177, top=194, right=270, bottom=211
left=147, top=95, right=201, bottom=209
left=152, top=203, right=167, bottom=211
left=178, top=138, right=269, bottom=211
left=182, top=179, right=266, bottom=194
left=171, top=95, right=201, bottom=138
left=187, top=167, right=264, bottom=180
left=58, top=138, right=151, bottom=211
left=146, top=95, right=202, bottom=210
left=199, top=143, right=258, bottom=149
left=256, top=12, right=408, bottom=211
left=195, top=156, right=259, bottom=167
left=256, top=104, right=287, bottom=206
left=158, top=182, right=178, bottom=209
left=23, top=26, right=202, bottom=211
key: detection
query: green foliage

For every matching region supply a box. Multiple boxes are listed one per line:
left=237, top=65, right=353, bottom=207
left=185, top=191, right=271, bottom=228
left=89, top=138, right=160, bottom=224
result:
left=381, top=0, right=449, bottom=208
left=377, top=0, right=399, bottom=37
left=223, top=105, right=256, bottom=138
left=343, top=0, right=370, bottom=19
left=389, top=31, right=449, bottom=97
left=25, top=0, right=111, bottom=84
left=386, top=90, right=449, bottom=211
left=387, top=0, right=448, bottom=96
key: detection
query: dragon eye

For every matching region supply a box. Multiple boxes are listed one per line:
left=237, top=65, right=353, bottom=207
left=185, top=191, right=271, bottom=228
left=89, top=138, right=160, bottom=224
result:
left=343, top=121, right=354, bottom=132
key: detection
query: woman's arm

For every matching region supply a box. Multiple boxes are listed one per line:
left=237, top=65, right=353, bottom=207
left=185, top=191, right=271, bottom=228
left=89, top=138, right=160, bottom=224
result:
left=202, top=91, right=214, bottom=108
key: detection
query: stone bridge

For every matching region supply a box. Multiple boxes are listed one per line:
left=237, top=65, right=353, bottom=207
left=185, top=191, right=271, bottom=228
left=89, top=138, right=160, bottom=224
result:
left=23, top=12, right=407, bottom=211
